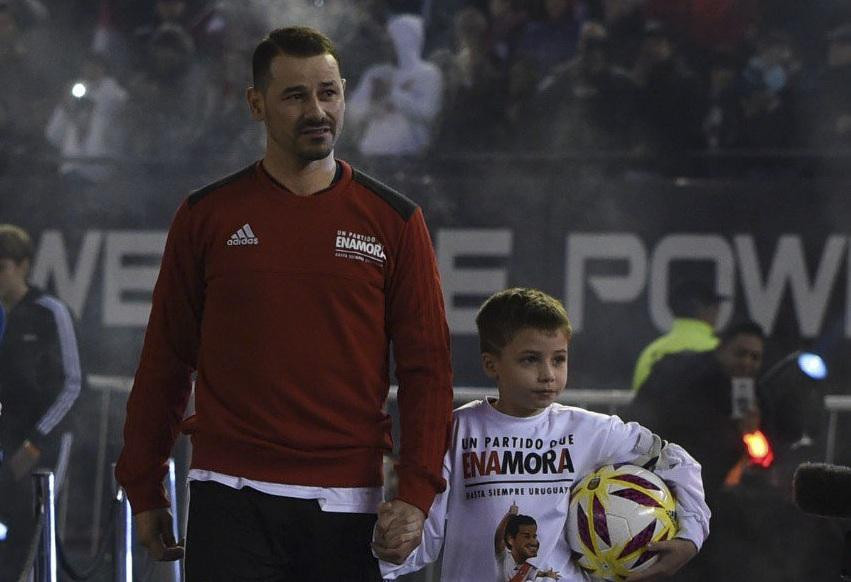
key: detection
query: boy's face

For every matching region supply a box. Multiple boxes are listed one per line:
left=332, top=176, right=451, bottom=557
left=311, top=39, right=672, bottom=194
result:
left=509, top=524, right=540, bottom=561
left=0, top=257, right=27, bottom=303
left=483, top=327, right=568, bottom=417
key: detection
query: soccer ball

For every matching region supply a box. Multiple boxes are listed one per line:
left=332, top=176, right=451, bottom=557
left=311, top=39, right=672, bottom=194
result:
left=566, top=463, right=678, bottom=581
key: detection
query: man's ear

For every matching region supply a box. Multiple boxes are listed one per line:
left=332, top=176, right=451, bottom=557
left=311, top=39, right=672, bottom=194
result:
left=247, top=87, right=265, bottom=121
left=482, top=352, right=499, bottom=379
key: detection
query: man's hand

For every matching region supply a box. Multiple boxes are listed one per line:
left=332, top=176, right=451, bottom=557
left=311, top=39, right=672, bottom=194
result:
left=10, top=440, right=41, bottom=481
left=372, top=499, right=425, bottom=564
left=135, top=508, right=184, bottom=561
left=737, top=407, right=761, bottom=434
left=625, top=538, right=698, bottom=581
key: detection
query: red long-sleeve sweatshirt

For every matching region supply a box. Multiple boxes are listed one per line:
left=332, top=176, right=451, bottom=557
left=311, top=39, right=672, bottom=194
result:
left=116, top=160, right=453, bottom=515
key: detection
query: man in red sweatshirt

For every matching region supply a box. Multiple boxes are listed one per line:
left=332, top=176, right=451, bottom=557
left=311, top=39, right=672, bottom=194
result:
left=115, top=26, right=453, bottom=580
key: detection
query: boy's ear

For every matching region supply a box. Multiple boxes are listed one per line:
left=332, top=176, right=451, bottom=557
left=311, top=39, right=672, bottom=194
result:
left=481, top=352, right=499, bottom=379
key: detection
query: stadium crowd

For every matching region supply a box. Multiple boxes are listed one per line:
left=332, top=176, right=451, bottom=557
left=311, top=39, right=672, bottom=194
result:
left=2, top=0, right=851, bottom=181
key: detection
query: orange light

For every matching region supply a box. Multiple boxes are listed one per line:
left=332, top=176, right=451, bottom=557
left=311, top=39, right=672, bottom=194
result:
left=743, top=430, right=774, bottom=468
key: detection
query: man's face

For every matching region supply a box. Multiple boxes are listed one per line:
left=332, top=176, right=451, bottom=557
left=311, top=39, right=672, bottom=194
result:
left=483, top=327, right=569, bottom=417
left=509, top=524, right=540, bottom=561
left=717, top=333, right=764, bottom=378
left=249, top=53, right=345, bottom=164
left=0, top=257, right=27, bottom=304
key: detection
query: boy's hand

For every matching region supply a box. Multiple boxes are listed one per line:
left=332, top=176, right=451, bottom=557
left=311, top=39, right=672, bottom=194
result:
left=372, top=500, right=425, bottom=564
left=10, top=440, right=41, bottom=481
left=624, top=538, right=697, bottom=581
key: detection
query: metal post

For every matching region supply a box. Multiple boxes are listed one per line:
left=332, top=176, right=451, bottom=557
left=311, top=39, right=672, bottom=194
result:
left=167, top=458, right=182, bottom=582
left=32, top=471, right=57, bottom=582
left=112, top=465, right=132, bottom=582
left=825, top=409, right=838, bottom=464
left=91, top=387, right=111, bottom=555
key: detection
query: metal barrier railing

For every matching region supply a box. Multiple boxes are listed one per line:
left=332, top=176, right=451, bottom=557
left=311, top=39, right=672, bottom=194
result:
left=33, top=471, right=57, bottom=582
left=19, top=458, right=182, bottom=582
left=73, top=374, right=849, bottom=582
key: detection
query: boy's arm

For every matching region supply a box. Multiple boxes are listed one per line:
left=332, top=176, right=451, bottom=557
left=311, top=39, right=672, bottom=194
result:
left=598, top=416, right=711, bottom=551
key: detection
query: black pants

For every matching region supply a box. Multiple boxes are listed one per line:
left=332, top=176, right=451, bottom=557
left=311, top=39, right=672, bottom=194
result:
left=185, top=480, right=383, bottom=582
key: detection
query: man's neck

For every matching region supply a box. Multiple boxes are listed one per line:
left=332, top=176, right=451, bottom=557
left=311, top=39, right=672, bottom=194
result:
left=262, top=150, right=337, bottom=196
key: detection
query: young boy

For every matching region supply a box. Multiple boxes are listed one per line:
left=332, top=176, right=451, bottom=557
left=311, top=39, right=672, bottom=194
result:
left=374, top=288, right=709, bottom=581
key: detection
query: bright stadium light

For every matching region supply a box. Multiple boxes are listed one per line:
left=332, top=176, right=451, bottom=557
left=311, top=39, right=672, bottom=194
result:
left=71, top=82, right=87, bottom=99
left=0, top=520, right=7, bottom=541
left=797, top=352, right=827, bottom=380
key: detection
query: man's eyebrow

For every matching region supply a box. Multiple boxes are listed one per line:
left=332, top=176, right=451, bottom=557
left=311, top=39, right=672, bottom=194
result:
left=281, top=84, right=308, bottom=95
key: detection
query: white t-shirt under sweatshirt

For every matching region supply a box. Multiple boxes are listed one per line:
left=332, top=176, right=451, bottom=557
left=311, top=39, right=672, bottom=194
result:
left=380, top=398, right=710, bottom=582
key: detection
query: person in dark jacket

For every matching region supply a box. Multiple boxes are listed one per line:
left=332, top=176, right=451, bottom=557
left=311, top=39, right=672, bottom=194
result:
left=0, top=224, right=82, bottom=580
left=625, top=321, right=764, bottom=502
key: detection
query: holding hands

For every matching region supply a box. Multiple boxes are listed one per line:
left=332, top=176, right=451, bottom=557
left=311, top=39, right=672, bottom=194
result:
left=372, top=499, right=425, bottom=564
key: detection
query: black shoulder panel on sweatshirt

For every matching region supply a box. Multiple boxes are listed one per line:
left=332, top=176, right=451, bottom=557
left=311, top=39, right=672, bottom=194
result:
left=352, top=168, right=418, bottom=221
left=187, top=164, right=255, bottom=208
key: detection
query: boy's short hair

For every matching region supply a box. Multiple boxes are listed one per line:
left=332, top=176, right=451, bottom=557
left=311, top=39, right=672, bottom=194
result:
left=0, top=224, right=33, bottom=264
left=476, top=288, right=572, bottom=355
left=504, top=514, right=537, bottom=548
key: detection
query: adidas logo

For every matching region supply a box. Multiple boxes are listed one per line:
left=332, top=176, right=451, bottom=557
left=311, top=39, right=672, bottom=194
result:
left=227, top=223, right=259, bottom=246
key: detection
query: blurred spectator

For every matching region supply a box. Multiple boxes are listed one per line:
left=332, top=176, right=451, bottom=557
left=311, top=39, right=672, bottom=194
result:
left=430, top=7, right=509, bottom=151
left=0, top=1, right=49, bottom=163
left=731, top=31, right=803, bottom=149
left=632, top=278, right=724, bottom=391
left=598, top=0, right=646, bottom=68
left=806, top=23, right=851, bottom=148
left=332, top=0, right=392, bottom=86
left=645, top=0, right=759, bottom=54
left=196, top=45, right=263, bottom=168
left=524, top=21, right=636, bottom=151
left=630, top=20, right=705, bottom=164
left=702, top=51, right=743, bottom=150
left=125, top=23, right=207, bottom=161
left=514, top=0, right=587, bottom=80
left=45, top=53, right=128, bottom=185
left=0, top=224, right=82, bottom=581
left=486, top=0, right=528, bottom=67
left=347, top=14, right=442, bottom=156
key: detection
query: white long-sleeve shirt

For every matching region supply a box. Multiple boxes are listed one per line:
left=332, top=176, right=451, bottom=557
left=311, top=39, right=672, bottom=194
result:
left=380, top=398, right=710, bottom=581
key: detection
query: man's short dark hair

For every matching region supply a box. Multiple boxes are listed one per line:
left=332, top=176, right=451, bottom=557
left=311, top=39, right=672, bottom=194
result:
left=719, top=321, right=765, bottom=346
left=252, top=26, right=339, bottom=92
left=670, top=279, right=724, bottom=318
left=0, top=224, right=33, bottom=264
left=504, top=514, right=536, bottom=548
left=476, top=288, right=572, bottom=355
